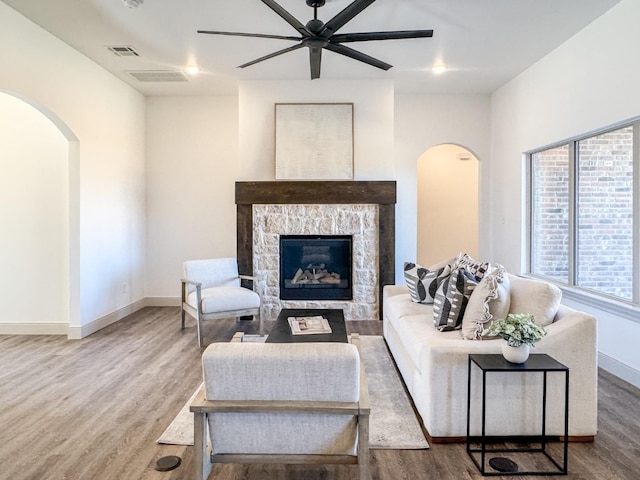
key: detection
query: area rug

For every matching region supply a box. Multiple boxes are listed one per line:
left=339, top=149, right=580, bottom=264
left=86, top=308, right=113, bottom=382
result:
left=157, top=335, right=428, bottom=449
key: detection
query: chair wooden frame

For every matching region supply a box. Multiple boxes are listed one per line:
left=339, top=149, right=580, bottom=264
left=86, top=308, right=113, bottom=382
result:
left=181, top=274, right=262, bottom=347
left=190, top=332, right=371, bottom=480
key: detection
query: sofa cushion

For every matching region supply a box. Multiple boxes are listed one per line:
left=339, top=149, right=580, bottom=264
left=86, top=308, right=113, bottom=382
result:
left=393, top=313, right=438, bottom=373
left=433, top=267, right=478, bottom=331
left=203, top=342, right=360, bottom=402
left=508, top=275, right=562, bottom=327
left=188, top=286, right=260, bottom=314
left=391, top=310, right=501, bottom=377
left=385, top=292, right=432, bottom=318
left=403, top=262, right=451, bottom=304
left=461, top=266, right=511, bottom=340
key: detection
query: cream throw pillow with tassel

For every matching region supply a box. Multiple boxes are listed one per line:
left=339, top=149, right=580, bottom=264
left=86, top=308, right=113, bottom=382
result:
left=461, top=266, right=511, bottom=340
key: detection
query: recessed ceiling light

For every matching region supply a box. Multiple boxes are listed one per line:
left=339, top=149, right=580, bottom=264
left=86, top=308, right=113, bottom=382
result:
left=184, top=65, right=201, bottom=75
left=432, top=64, right=447, bottom=74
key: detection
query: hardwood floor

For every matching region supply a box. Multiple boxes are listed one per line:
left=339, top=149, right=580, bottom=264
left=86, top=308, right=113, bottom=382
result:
left=1, top=307, right=638, bottom=480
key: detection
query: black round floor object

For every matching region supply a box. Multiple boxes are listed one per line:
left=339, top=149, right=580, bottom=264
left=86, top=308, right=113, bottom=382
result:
left=154, top=455, right=181, bottom=472
left=489, top=457, right=519, bottom=473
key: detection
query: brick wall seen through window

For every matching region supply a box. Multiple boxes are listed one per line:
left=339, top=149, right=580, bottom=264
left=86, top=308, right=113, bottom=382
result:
left=529, top=123, right=637, bottom=303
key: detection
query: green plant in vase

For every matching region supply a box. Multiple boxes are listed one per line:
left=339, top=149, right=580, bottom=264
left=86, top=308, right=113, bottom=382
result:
left=482, top=313, right=547, bottom=363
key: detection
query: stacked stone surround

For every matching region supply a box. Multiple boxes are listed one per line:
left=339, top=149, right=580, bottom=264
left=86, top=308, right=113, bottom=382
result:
left=253, top=204, right=379, bottom=321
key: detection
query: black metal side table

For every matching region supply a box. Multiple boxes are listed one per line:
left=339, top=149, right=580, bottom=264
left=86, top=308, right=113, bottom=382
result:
left=466, top=353, right=569, bottom=476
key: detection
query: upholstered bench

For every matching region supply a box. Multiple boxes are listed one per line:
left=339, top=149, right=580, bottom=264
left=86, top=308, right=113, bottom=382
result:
left=190, top=332, right=370, bottom=480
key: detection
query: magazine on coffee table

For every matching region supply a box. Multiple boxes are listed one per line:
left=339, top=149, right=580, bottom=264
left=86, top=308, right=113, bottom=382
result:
left=288, top=316, right=332, bottom=335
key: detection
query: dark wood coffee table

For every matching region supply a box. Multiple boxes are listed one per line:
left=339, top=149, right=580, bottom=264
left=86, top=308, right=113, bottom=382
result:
left=266, top=308, right=348, bottom=343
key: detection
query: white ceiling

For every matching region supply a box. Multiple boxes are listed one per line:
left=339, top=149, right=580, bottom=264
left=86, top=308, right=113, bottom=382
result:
left=3, top=0, right=622, bottom=96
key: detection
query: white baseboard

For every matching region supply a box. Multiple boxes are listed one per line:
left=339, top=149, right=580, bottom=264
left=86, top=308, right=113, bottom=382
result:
left=599, top=352, right=640, bottom=389
left=0, top=323, right=68, bottom=335
left=144, top=296, right=181, bottom=307
left=67, top=299, right=147, bottom=339
left=2, top=297, right=178, bottom=339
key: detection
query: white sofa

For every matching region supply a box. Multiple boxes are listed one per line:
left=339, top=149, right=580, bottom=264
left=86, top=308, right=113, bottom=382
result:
left=383, top=275, right=598, bottom=441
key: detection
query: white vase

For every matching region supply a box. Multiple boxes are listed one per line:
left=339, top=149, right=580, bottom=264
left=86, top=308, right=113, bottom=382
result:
left=502, top=343, right=530, bottom=364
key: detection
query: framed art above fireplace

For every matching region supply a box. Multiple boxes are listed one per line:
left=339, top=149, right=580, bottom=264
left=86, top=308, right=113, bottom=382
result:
left=274, top=103, right=354, bottom=180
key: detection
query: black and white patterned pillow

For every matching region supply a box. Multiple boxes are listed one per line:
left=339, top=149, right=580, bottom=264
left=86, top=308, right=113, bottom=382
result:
left=433, top=267, right=479, bottom=331
left=453, top=253, right=492, bottom=282
left=404, top=262, right=451, bottom=304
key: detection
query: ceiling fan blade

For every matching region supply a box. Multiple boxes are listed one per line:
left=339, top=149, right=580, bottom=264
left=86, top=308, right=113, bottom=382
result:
left=197, top=30, right=301, bottom=42
left=324, top=43, right=392, bottom=71
left=322, top=0, right=377, bottom=37
left=261, top=0, right=310, bottom=36
left=331, top=30, right=434, bottom=43
left=309, top=47, right=322, bottom=80
left=238, top=43, right=305, bottom=68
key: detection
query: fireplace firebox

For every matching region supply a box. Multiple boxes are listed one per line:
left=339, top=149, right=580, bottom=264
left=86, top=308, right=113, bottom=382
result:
left=279, top=235, right=352, bottom=301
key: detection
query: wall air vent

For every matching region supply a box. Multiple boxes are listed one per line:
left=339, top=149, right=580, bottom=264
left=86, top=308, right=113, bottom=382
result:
left=107, top=45, right=139, bottom=57
left=126, top=70, right=189, bottom=82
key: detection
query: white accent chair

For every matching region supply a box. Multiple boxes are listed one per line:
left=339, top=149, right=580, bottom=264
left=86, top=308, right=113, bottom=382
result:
left=190, top=332, right=370, bottom=480
left=181, top=258, right=262, bottom=347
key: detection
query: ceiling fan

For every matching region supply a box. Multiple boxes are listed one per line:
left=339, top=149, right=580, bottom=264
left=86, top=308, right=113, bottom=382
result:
left=198, top=0, right=433, bottom=79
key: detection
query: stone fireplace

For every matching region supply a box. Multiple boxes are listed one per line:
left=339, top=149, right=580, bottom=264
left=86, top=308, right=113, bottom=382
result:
left=236, top=181, right=396, bottom=321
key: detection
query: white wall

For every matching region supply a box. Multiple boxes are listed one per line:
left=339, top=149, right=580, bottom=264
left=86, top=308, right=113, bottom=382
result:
left=237, top=80, right=395, bottom=181
left=143, top=82, right=491, bottom=302
left=490, top=0, right=640, bottom=385
left=394, top=94, right=491, bottom=282
left=143, top=81, right=394, bottom=300
left=145, top=96, right=239, bottom=300
left=237, top=82, right=490, bottom=285
left=0, top=93, right=68, bottom=332
left=0, top=2, right=146, bottom=337
left=417, top=145, right=479, bottom=266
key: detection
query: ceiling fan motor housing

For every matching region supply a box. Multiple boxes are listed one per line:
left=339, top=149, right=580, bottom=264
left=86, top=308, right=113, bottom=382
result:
left=306, top=18, right=325, bottom=33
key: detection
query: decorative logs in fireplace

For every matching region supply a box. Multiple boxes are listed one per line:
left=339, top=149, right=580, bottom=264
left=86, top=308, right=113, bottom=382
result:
left=291, top=267, right=341, bottom=285
left=280, top=235, right=352, bottom=301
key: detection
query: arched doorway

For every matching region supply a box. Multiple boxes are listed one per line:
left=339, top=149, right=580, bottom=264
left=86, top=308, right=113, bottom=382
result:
left=0, top=91, right=79, bottom=334
left=417, top=144, right=479, bottom=266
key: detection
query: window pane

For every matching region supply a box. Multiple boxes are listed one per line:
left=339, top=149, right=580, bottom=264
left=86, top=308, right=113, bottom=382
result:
left=531, top=146, right=570, bottom=282
left=577, top=126, right=634, bottom=300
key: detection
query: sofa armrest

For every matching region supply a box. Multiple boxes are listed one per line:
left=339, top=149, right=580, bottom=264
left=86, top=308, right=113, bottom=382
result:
left=537, top=309, right=597, bottom=362
left=181, top=277, right=202, bottom=304
left=383, top=284, right=409, bottom=301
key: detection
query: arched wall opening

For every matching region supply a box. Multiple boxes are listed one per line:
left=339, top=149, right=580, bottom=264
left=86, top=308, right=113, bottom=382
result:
left=0, top=91, right=79, bottom=335
left=417, top=143, right=479, bottom=266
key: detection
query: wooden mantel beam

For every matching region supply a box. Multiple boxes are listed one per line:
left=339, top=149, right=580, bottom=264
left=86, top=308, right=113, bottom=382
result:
left=235, top=181, right=396, bottom=205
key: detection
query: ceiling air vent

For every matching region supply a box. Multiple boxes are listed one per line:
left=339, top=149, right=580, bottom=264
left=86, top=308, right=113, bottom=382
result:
left=107, top=45, right=139, bottom=57
left=127, top=70, right=189, bottom=82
